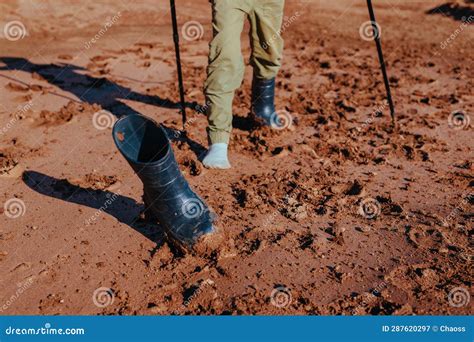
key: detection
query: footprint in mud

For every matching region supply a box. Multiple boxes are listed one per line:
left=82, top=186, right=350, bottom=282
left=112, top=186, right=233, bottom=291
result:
left=0, top=251, right=8, bottom=261
left=5, top=82, right=29, bottom=92
left=57, top=54, right=73, bottom=60
left=37, top=101, right=101, bottom=126
left=11, top=262, right=32, bottom=273
left=0, top=231, right=14, bottom=241
left=385, top=264, right=443, bottom=298
left=90, top=55, right=115, bottom=62
left=404, top=225, right=443, bottom=250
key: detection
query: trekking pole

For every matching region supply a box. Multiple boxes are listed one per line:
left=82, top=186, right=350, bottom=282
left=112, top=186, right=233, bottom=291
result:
left=169, top=0, right=187, bottom=133
left=366, top=0, right=396, bottom=123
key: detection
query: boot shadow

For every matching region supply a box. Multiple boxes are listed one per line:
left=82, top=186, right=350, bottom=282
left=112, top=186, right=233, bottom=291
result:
left=233, top=113, right=256, bottom=132
left=426, top=2, right=474, bottom=21
left=22, top=170, right=166, bottom=249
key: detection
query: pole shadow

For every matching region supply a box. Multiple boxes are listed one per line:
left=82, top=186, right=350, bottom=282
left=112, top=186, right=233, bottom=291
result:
left=0, top=56, right=194, bottom=117
left=0, top=56, right=208, bottom=158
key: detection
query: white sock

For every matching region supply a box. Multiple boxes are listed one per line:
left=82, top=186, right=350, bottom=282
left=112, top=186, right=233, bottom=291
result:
left=202, top=143, right=231, bottom=169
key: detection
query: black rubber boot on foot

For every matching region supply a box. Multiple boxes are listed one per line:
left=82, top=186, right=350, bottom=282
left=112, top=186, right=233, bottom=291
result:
left=112, top=114, right=215, bottom=250
left=251, top=76, right=276, bottom=126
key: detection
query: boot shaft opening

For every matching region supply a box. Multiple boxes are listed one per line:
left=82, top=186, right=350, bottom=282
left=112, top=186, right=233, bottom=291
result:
left=113, top=115, right=169, bottom=164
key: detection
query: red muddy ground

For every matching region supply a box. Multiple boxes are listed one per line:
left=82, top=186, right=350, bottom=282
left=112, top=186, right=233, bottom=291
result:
left=0, top=0, right=472, bottom=315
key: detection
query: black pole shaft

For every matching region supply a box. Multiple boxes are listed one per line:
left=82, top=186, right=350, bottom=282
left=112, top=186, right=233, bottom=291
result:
left=170, top=0, right=187, bottom=132
left=366, top=0, right=395, bottom=123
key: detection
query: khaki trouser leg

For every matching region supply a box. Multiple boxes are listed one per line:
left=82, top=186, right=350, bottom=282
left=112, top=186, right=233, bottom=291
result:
left=249, top=0, right=285, bottom=80
left=204, top=0, right=285, bottom=144
left=205, top=0, right=248, bottom=144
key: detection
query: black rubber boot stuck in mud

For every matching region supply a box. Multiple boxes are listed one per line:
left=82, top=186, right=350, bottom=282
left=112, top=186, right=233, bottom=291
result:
left=112, top=114, right=215, bottom=250
left=251, top=76, right=278, bottom=127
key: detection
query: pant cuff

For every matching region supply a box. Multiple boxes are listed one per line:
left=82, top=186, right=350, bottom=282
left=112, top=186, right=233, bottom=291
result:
left=208, top=130, right=230, bottom=145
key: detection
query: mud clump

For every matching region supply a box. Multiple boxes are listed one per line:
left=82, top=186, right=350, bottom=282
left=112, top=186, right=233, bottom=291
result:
left=0, top=152, right=18, bottom=175
left=178, top=155, right=202, bottom=176
left=81, top=173, right=119, bottom=190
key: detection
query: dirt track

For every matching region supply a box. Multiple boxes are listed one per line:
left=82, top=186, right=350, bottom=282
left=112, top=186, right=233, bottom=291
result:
left=0, top=0, right=472, bottom=315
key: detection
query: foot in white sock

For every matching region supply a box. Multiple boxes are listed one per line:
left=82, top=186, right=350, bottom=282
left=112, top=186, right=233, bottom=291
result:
left=202, top=143, right=231, bottom=169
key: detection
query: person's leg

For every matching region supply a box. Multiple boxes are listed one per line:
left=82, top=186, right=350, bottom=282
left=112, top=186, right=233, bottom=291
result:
left=249, top=0, right=285, bottom=79
left=203, top=0, right=248, bottom=169
left=248, top=0, right=285, bottom=126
